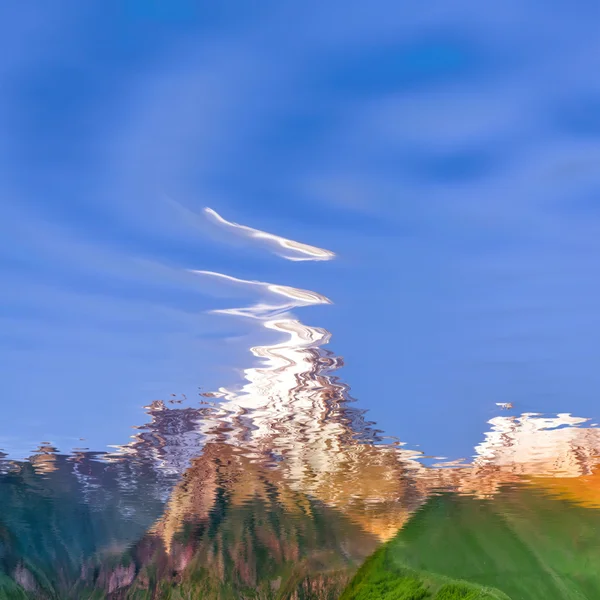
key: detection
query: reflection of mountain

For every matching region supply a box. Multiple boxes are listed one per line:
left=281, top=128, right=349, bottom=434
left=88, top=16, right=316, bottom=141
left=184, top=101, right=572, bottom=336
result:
left=105, top=207, right=427, bottom=543
left=86, top=211, right=600, bottom=598
left=3, top=208, right=600, bottom=597
left=84, top=209, right=600, bottom=539
left=76, top=443, right=380, bottom=599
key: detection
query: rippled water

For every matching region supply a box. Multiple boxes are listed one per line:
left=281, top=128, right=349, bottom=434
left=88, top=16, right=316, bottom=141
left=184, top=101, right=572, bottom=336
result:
left=3, top=1, right=600, bottom=598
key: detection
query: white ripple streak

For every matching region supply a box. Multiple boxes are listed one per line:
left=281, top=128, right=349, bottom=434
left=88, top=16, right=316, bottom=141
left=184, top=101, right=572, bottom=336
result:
left=204, top=207, right=335, bottom=261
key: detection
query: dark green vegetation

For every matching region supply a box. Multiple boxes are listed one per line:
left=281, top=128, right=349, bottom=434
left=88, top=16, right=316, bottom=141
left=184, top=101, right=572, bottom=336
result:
left=340, top=485, right=600, bottom=600
left=0, top=457, right=167, bottom=599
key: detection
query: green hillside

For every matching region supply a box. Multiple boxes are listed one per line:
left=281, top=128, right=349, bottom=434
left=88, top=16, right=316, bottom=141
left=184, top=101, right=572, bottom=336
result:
left=341, top=485, right=600, bottom=600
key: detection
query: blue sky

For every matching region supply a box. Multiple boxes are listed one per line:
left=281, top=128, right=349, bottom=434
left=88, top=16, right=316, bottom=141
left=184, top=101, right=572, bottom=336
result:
left=2, top=0, right=600, bottom=461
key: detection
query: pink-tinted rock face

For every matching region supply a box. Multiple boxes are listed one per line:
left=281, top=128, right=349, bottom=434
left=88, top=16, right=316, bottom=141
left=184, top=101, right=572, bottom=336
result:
left=13, top=564, right=37, bottom=592
left=107, top=564, right=135, bottom=595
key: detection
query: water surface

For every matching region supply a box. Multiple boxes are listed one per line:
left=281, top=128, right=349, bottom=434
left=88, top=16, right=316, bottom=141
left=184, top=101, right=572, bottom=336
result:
left=2, top=1, right=600, bottom=598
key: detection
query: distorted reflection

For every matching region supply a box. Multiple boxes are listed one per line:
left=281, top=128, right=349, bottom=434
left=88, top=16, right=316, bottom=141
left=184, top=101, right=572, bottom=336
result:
left=2, top=209, right=599, bottom=598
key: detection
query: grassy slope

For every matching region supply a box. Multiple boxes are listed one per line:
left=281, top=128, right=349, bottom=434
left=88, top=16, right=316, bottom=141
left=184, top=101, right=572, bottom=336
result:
left=0, top=574, right=30, bottom=600
left=341, top=485, right=600, bottom=600
left=340, top=544, right=507, bottom=600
